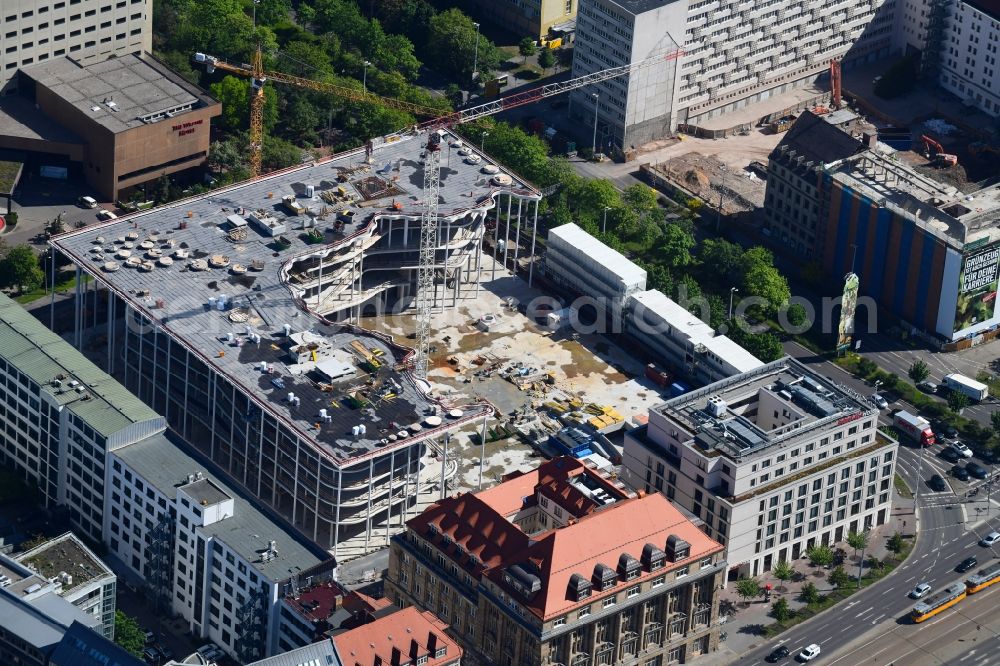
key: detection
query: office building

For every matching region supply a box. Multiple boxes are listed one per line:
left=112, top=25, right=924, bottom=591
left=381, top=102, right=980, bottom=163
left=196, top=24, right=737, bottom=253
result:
left=819, top=147, right=1000, bottom=341
left=277, top=580, right=352, bottom=650
left=386, top=456, right=726, bottom=666
left=51, top=128, right=538, bottom=558
left=464, top=0, right=578, bottom=40
left=545, top=222, right=647, bottom=324
left=621, top=358, right=898, bottom=579
left=569, top=0, right=895, bottom=150
left=0, top=551, right=140, bottom=666
left=0, top=0, right=152, bottom=92
left=15, top=532, right=117, bottom=639
left=763, top=111, right=867, bottom=258
left=0, top=292, right=164, bottom=544
left=939, top=0, right=1000, bottom=117
left=108, top=432, right=333, bottom=663
left=0, top=53, right=220, bottom=201
left=625, top=289, right=764, bottom=384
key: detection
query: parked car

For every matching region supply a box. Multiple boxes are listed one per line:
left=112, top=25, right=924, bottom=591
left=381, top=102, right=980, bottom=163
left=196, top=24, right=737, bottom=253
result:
left=967, top=462, right=988, bottom=480
left=980, top=531, right=1000, bottom=547
left=952, top=465, right=971, bottom=481
left=929, top=474, right=948, bottom=491
left=766, top=645, right=790, bottom=662
left=918, top=381, right=939, bottom=394
left=798, top=644, right=822, bottom=662
left=909, top=582, right=932, bottom=598
left=943, top=424, right=960, bottom=440
left=940, top=447, right=961, bottom=463
left=957, top=556, right=978, bottom=572
left=142, top=647, right=162, bottom=665
left=871, top=393, right=889, bottom=409
left=143, top=630, right=155, bottom=645
left=953, top=441, right=974, bottom=458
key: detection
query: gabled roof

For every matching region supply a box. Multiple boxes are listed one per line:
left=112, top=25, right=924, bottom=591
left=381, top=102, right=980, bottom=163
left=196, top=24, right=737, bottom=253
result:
left=488, top=493, right=723, bottom=620
left=770, top=110, right=866, bottom=167
left=333, top=607, right=461, bottom=666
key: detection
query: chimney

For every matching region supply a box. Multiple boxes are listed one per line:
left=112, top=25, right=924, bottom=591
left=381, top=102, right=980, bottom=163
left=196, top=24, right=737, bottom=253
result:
left=862, top=131, right=877, bottom=149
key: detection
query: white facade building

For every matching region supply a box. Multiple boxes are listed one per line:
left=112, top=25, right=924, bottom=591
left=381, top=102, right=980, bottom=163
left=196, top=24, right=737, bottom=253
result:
left=570, top=0, right=896, bottom=149
left=0, top=0, right=153, bottom=91
left=106, top=433, right=332, bottom=664
left=940, top=0, right=1000, bottom=116
left=15, top=533, right=117, bottom=640
left=544, top=222, right=647, bottom=323
left=621, top=358, right=898, bottom=578
left=625, top=289, right=763, bottom=383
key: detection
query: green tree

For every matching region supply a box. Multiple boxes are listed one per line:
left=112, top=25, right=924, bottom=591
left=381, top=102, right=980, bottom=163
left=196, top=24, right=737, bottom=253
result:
left=262, top=135, right=306, bottom=171
left=800, top=582, right=822, bottom=605
left=699, top=238, right=745, bottom=285
left=772, top=559, right=794, bottom=586
left=857, top=357, right=878, bottom=378
left=0, top=245, right=43, bottom=294
left=847, top=530, right=869, bottom=588
left=887, top=532, right=905, bottom=558
left=807, top=544, right=834, bottom=568
left=908, top=360, right=930, bottom=384
left=622, top=183, right=658, bottom=215
left=785, top=302, right=809, bottom=328
left=948, top=390, right=971, bottom=413
left=254, top=0, right=291, bottom=24
left=771, top=597, right=793, bottom=622
left=538, top=48, right=556, bottom=73
left=658, top=225, right=696, bottom=268
left=881, top=372, right=899, bottom=390
left=743, top=262, right=791, bottom=315
left=735, top=576, right=761, bottom=604
left=991, top=411, right=1000, bottom=438
left=518, top=36, right=537, bottom=63
left=727, top=325, right=784, bottom=362
left=828, top=565, right=850, bottom=588
left=426, top=8, right=502, bottom=80
left=210, top=76, right=279, bottom=133
left=572, top=178, right=622, bottom=214
left=113, top=610, right=145, bottom=657
left=445, top=83, right=464, bottom=108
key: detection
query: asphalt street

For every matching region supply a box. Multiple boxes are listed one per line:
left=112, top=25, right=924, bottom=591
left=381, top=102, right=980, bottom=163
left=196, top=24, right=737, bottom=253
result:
left=732, top=341, right=1000, bottom=665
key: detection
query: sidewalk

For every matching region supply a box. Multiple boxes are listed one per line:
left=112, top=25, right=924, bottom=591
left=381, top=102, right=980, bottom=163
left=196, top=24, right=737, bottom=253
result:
left=699, top=495, right=916, bottom=665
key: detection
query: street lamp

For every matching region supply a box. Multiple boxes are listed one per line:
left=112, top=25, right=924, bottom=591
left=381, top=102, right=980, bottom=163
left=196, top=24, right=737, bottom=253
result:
left=363, top=60, right=371, bottom=93
left=602, top=206, right=611, bottom=234
left=481, top=131, right=489, bottom=153
left=591, top=93, right=600, bottom=157
left=729, top=287, right=739, bottom=320
left=472, top=22, right=481, bottom=83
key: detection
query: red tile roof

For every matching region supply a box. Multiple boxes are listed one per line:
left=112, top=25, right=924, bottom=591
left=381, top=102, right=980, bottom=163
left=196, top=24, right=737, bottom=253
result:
left=333, top=606, right=462, bottom=666
left=342, top=590, right=393, bottom=618
left=284, top=582, right=344, bottom=622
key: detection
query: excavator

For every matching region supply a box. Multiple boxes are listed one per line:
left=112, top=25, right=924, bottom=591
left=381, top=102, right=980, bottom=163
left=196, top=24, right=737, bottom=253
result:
left=920, top=134, right=959, bottom=168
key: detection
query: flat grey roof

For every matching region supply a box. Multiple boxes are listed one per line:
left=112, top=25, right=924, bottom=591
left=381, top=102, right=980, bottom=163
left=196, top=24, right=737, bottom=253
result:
left=21, top=54, right=215, bottom=134
left=51, top=130, right=529, bottom=463
left=0, top=95, right=83, bottom=144
left=0, top=294, right=163, bottom=438
left=246, top=640, right=343, bottom=666
left=17, top=532, right=114, bottom=593
left=0, top=589, right=97, bottom=652
left=113, top=432, right=328, bottom=582
left=180, top=478, right=231, bottom=507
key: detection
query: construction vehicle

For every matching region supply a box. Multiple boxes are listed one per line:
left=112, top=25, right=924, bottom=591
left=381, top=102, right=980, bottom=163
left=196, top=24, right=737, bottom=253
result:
left=194, top=44, right=683, bottom=380
left=920, top=134, right=959, bottom=167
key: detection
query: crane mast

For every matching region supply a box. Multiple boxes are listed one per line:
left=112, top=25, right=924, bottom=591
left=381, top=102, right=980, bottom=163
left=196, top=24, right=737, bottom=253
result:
left=414, top=132, right=443, bottom=380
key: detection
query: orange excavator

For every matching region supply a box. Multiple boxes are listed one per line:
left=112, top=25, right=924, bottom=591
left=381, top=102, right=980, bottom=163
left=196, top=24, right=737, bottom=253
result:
left=920, top=134, right=959, bottom=167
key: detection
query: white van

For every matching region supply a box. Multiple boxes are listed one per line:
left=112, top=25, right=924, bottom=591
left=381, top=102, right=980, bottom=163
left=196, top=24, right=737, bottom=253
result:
left=96, top=209, right=118, bottom=221
left=78, top=196, right=98, bottom=209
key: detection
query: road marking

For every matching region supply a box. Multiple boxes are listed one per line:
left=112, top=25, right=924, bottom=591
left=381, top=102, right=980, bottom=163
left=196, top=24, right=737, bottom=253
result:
left=857, top=606, right=874, bottom=617
left=872, top=613, right=886, bottom=624
left=905, top=575, right=916, bottom=582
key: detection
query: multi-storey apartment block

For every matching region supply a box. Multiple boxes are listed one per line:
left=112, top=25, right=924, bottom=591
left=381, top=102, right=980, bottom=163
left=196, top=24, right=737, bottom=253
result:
left=622, top=358, right=898, bottom=579
left=51, top=128, right=540, bottom=558
left=0, top=293, right=164, bottom=544
left=386, top=457, right=726, bottom=666
left=0, top=0, right=152, bottom=91
left=15, top=532, right=117, bottom=640
left=940, top=0, right=1000, bottom=116
left=464, top=0, right=578, bottom=39
left=569, top=0, right=896, bottom=150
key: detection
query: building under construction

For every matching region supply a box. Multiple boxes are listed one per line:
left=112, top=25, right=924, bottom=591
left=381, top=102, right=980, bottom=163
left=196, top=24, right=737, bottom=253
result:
left=50, top=128, right=542, bottom=559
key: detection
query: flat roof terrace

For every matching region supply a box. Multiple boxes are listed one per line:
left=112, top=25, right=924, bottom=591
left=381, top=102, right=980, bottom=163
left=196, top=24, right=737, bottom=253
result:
left=51, top=130, right=531, bottom=464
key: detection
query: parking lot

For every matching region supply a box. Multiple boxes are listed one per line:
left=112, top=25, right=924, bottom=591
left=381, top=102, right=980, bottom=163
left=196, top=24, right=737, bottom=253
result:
left=1, top=171, right=115, bottom=248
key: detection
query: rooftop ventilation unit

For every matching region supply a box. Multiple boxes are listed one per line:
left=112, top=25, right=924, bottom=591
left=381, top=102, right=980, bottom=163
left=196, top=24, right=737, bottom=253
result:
left=707, top=396, right=727, bottom=418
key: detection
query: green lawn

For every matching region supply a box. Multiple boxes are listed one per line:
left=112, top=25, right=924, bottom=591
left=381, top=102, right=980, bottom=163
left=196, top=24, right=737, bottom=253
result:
left=15, top=272, right=92, bottom=304
left=0, top=160, right=22, bottom=194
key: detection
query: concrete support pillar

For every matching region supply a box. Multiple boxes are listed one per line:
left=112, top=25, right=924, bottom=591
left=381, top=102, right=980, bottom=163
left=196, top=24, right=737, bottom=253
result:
left=479, top=413, right=488, bottom=490
left=513, top=198, right=523, bottom=275
left=503, top=192, right=512, bottom=272
left=365, top=457, right=374, bottom=554
left=333, top=468, right=343, bottom=561
left=529, top=199, right=539, bottom=288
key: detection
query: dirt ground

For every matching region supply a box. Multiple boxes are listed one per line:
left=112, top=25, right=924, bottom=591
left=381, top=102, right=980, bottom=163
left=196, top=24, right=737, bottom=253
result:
left=645, top=152, right=766, bottom=214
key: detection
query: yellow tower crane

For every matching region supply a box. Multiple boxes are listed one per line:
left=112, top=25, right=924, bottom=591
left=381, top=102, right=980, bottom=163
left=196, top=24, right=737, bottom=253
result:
left=194, top=47, right=445, bottom=177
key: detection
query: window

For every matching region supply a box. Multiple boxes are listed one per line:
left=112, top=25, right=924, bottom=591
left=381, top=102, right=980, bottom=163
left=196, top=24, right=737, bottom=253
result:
left=554, top=616, right=567, bottom=627
left=676, top=566, right=689, bottom=578
left=627, top=586, right=640, bottom=598
left=578, top=605, right=591, bottom=618
left=602, top=596, right=616, bottom=608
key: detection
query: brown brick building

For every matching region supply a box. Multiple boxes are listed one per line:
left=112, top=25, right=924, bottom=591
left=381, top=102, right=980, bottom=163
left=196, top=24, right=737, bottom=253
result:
left=385, top=457, right=725, bottom=666
left=0, top=52, right=219, bottom=201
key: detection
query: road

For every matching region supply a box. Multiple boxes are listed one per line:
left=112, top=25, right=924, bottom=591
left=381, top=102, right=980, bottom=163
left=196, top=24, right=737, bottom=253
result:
left=729, top=341, right=1000, bottom=665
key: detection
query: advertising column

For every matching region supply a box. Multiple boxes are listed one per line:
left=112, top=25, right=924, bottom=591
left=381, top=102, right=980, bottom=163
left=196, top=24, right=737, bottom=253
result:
left=837, top=272, right=859, bottom=353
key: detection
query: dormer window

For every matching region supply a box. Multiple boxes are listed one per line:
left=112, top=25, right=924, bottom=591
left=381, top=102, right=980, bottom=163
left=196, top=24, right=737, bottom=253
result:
left=568, top=573, right=592, bottom=601
left=592, top=563, right=617, bottom=592
left=641, top=543, right=666, bottom=571
left=618, top=553, right=641, bottom=581
left=666, top=535, right=690, bottom=562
